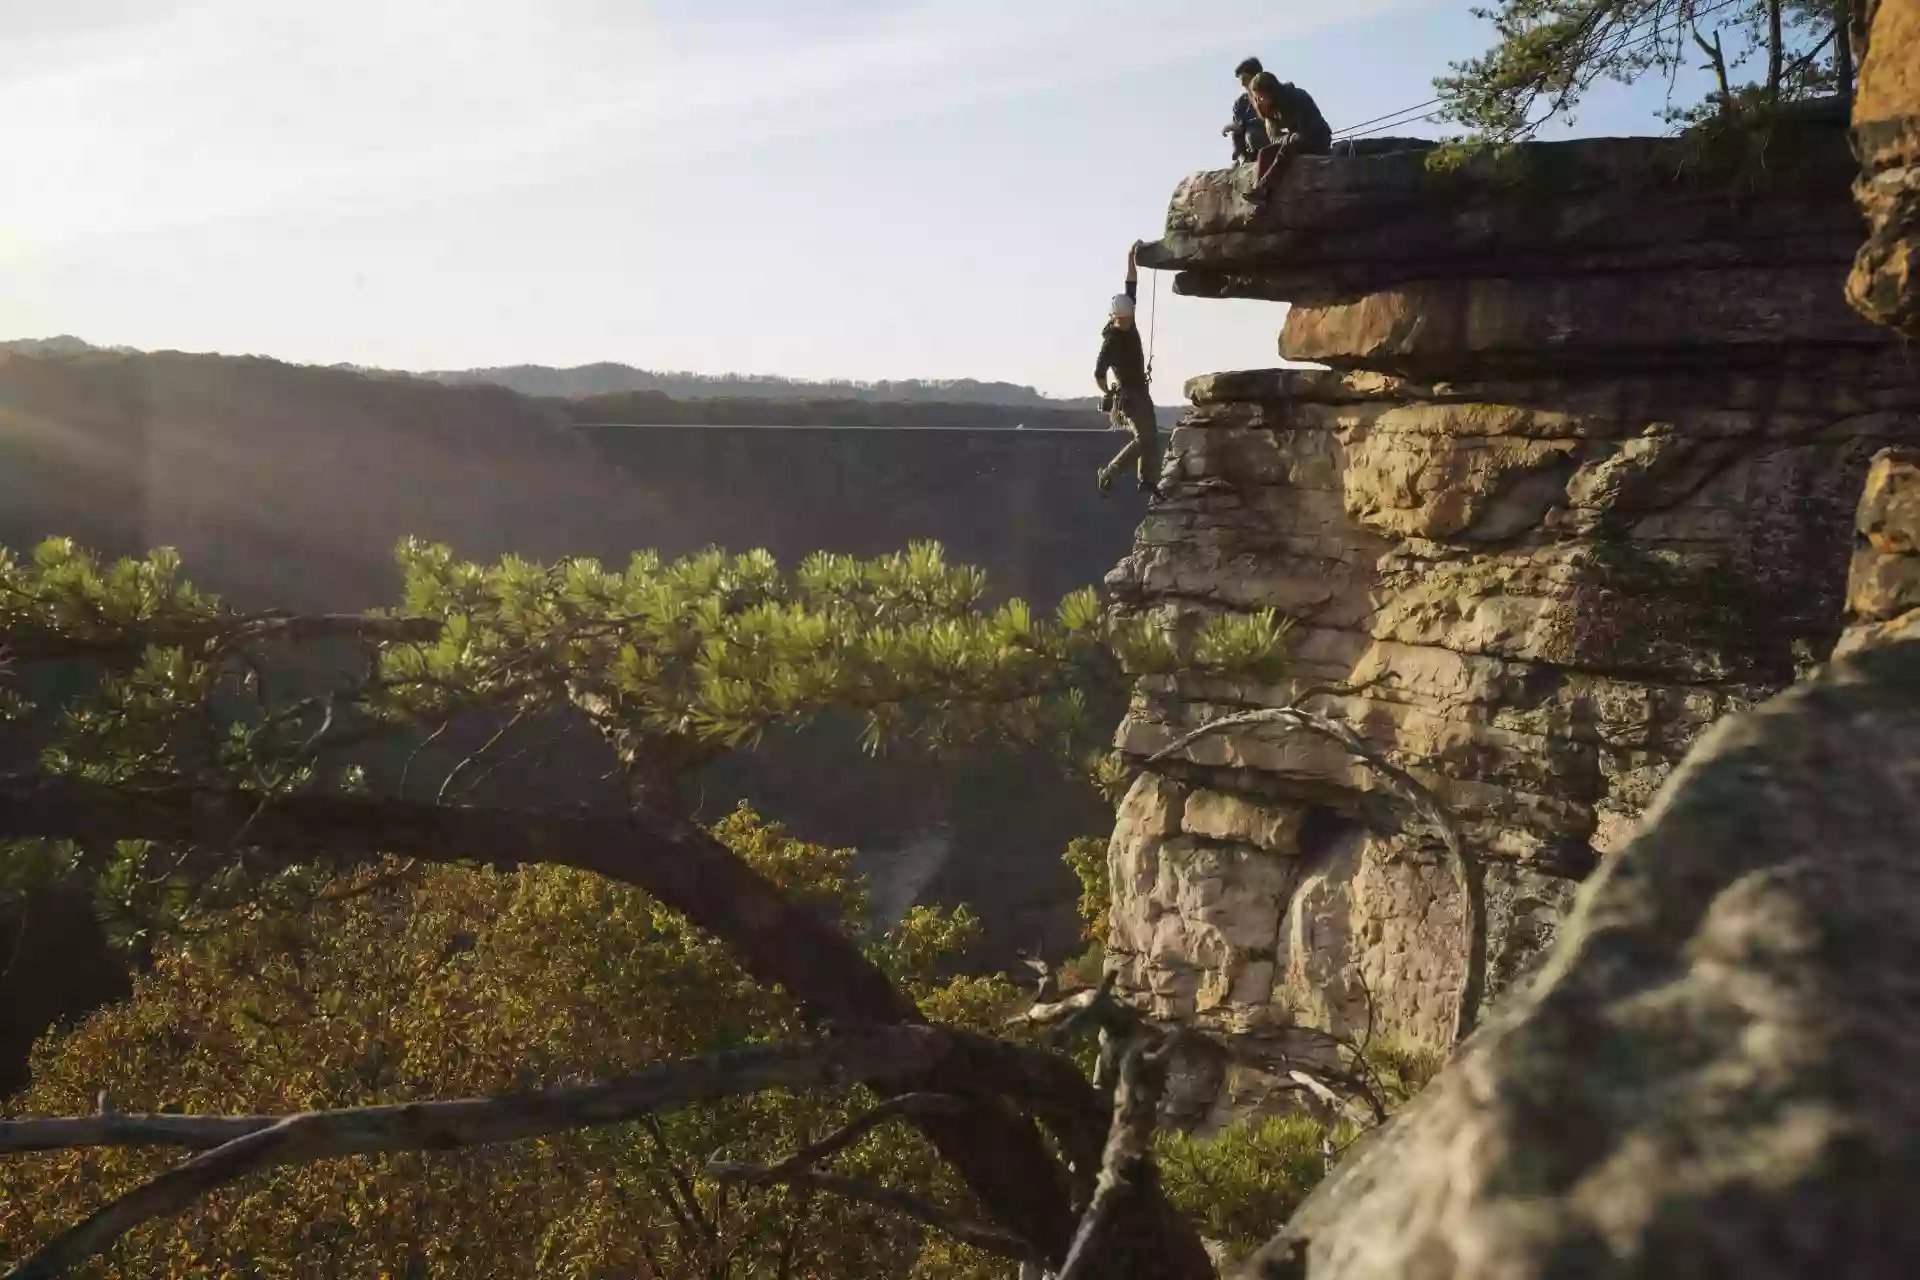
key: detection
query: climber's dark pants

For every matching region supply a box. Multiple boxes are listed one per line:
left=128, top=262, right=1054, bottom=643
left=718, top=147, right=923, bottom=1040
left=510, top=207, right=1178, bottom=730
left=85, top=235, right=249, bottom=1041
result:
left=1251, top=126, right=1332, bottom=197
left=1101, top=386, right=1158, bottom=491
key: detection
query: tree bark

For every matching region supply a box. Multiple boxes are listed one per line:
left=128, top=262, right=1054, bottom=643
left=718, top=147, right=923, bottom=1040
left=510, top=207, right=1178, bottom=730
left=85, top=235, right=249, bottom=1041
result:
left=1837, top=0, right=1856, bottom=90
left=0, top=776, right=1208, bottom=1276
left=1768, top=0, right=1787, bottom=100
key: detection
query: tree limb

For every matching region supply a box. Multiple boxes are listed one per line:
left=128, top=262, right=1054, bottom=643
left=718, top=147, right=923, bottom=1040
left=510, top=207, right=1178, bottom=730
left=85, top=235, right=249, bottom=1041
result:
left=0, top=1028, right=959, bottom=1280
left=0, top=774, right=918, bottom=1029
left=1146, top=699, right=1487, bottom=1047
left=0, top=773, right=1111, bottom=1266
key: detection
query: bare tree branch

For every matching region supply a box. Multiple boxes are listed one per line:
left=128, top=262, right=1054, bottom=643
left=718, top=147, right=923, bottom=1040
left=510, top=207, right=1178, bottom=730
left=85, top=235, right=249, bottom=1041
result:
left=1146, top=698, right=1487, bottom=1047
left=1056, top=1031, right=1190, bottom=1280
left=0, top=1028, right=970, bottom=1279
left=1695, top=25, right=1734, bottom=109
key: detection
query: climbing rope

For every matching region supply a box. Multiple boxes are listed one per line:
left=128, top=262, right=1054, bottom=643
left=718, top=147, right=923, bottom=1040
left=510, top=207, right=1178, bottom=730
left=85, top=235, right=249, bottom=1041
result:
left=1146, top=269, right=1159, bottom=388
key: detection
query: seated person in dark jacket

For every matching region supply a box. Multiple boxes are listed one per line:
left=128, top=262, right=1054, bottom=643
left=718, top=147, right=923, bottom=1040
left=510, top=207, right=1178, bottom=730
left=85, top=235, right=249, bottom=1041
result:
left=1095, top=242, right=1161, bottom=500
left=1245, top=71, right=1332, bottom=207
left=1222, top=56, right=1270, bottom=163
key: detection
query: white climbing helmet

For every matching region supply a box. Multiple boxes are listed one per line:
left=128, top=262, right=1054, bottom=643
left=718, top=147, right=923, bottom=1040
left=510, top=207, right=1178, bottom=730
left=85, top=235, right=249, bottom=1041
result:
left=1110, top=293, right=1136, bottom=319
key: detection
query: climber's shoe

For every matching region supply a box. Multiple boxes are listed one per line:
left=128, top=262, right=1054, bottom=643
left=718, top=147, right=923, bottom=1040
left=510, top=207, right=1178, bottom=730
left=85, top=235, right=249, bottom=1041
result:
left=1097, top=468, right=1116, bottom=496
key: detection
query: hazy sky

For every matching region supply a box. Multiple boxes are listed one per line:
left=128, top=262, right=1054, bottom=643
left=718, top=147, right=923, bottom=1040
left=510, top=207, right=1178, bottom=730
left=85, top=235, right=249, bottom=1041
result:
left=0, top=0, right=1723, bottom=398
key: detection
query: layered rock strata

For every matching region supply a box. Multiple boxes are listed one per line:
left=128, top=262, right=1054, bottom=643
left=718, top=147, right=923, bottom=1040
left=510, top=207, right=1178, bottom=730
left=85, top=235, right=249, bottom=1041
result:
left=1106, top=107, right=1920, bottom=1069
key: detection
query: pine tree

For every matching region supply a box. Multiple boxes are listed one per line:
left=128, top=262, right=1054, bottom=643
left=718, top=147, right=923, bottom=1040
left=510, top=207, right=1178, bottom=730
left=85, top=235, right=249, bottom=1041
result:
left=0, top=535, right=1289, bottom=1278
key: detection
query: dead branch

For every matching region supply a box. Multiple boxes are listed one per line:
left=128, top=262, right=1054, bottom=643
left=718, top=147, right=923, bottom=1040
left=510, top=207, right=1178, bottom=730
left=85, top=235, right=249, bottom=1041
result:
left=1694, top=25, right=1733, bottom=109
left=1055, top=1031, right=1193, bottom=1280
left=1285, top=1071, right=1374, bottom=1131
left=1145, top=698, right=1487, bottom=1047
left=1008, top=986, right=1106, bottom=1031
left=0, top=1028, right=967, bottom=1279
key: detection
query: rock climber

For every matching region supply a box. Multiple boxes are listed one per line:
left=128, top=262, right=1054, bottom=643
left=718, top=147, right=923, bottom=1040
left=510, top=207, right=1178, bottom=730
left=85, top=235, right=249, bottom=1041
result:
left=1244, top=70, right=1333, bottom=208
left=1094, top=241, right=1161, bottom=501
left=1222, top=56, right=1270, bottom=164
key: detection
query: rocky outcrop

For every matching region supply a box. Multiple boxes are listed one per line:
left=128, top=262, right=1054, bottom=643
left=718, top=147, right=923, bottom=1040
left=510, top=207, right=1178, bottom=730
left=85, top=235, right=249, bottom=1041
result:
left=1249, top=451, right=1920, bottom=1278
left=1107, top=107, right=1920, bottom=1066
left=1230, top=6, right=1920, bottom=1275
left=1848, top=0, right=1920, bottom=333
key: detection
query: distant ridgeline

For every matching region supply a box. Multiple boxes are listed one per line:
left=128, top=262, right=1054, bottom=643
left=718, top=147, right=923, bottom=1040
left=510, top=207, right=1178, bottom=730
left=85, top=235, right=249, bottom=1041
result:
left=418, top=361, right=1108, bottom=410
left=0, top=339, right=1116, bottom=428
left=558, top=389, right=1108, bottom=430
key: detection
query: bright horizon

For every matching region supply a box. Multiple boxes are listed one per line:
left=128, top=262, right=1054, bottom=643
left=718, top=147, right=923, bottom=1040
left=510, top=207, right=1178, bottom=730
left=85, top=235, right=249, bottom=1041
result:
left=2, top=1, right=1728, bottom=400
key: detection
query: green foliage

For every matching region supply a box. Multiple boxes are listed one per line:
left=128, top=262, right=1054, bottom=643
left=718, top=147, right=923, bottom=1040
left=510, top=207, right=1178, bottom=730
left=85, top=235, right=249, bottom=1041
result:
left=1362, top=1039, right=1448, bottom=1111
left=1061, top=835, right=1112, bottom=942
left=1148, top=1040, right=1445, bottom=1263
left=0, top=535, right=1290, bottom=950
left=0, top=535, right=1296, bottom=1273
left=374, top=537, right=1285, bottom=765
left=0, top=540, right=218, bottom=667
left=0, top=805, right=1022, bottom=1278
left=1085, top=750, right=1138, bottom=808
left=1058, top=944, right=1108, bottom=992
left=1157, top=1114, right=1345, bottom=1260
left=1436, top=0, right=1851, bottom=139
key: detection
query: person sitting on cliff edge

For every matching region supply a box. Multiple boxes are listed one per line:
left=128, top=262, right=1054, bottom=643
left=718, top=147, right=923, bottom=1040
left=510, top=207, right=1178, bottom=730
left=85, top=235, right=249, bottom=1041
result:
left=1244, top=70, right=1332, bottom=208
left=1223, top=56, right=1271, bottom=164
left=1094, top=241, right=1161, bottom=501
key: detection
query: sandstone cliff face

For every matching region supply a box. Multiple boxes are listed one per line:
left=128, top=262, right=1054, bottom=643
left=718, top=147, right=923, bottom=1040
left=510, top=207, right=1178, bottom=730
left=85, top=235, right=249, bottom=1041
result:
left=1227, top=8, right=1920, bottom=1273
left=1253, top=446, right=1920, bottom=1280
left=1106, top=109, right=1920, bottom=1071
left=1848, top=0, right=1920, bottom=334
